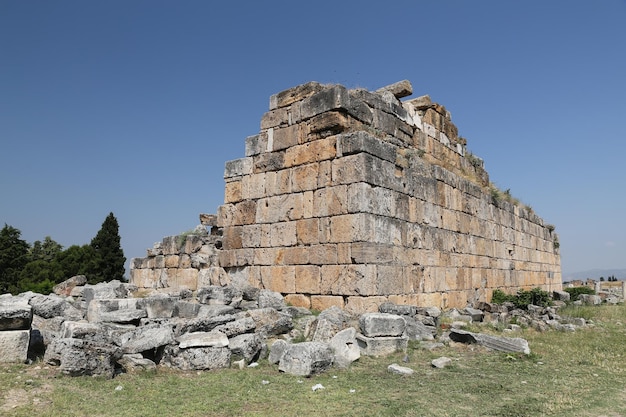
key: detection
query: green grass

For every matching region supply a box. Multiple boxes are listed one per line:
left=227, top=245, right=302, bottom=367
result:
left=1, top=303, right=625, bottom=416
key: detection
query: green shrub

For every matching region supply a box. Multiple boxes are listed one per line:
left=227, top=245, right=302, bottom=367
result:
left=564, top=286, right=595, bottom=301
left=491, top=287, right=551, bottom=309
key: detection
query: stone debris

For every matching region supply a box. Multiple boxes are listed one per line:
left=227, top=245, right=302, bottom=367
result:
left=431, top=356, right=453, bottom=369
left=0, top=275, right=614, bottom=379
left=388, top=363, right=414, bottom=375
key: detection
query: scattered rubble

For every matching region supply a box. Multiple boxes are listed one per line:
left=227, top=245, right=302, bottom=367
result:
left=0, top=275, right=622, bottom=378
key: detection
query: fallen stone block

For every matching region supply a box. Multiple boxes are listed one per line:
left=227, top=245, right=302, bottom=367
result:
left=53, top=275, right=87, bottom=296
left=278, top=342, right=334, bottom=377
left=359, top=313, right=405, bottom=337
left=579, top=294, right=602, bottom=305
left=117, top=353, right=157, bottom=373
left=177, top=314, right=237, bottom=335
left=213, top=316, right=256, bottom=337
left=161, top=345, right=231, bottom=371
left=449, top=329, right=530, bottom=355
left=355, top=334, right=408, bottom=357
left=173, top=301, right=201, bottom=318
left=0, top=330, right=30, bottom=363
left=0, top=302, right=32, bottom=331
left=60, top=321, right=101, bottom=339
left=83, top=280, right=132, bottom=304
left=329, top=327, right=360, bottom=368
left=246, top=308, right=293, bottom=337
left=388, top=363, right=414, bottom=375
left=197, top=285, right=242, bottom=307
left=29, top=294, right=82, bottom=320
left=177, top=331, right=229, bottom=349
left=87, top=298, right=144, bottom=323
left=258, top=289, right=286, bottom=310
left=45, top=337, right=122, bottom=378
left=141, top=295, right=176, bottom=318
left=269, top=339, right=289, bottom=364
left=379, top=302, right=416, bottom=317
left=229, top=333, right=263, bottom=364
left=117, top=324, right=175, bottom=354
left=403, top=316, right=435, bottom=341
left=552, top=290, right=571, bottom=302
left=431, top=356, right=453, bottom=368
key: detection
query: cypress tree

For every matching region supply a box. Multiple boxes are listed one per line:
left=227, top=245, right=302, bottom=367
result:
left=0, top=224, right=31, bottom=294
left=89, top=212, right=126, bottom=283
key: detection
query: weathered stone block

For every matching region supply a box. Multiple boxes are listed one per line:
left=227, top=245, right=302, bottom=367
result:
left=295, top=265, right=321, bottom=294
left=278, top=342, right=334, bottom=376
left=299, top=85, right=350, bottom=120
left=270, top=81, right=324, bottom=110
left=224, top=157, right=253, bottom=178
left=260, top=266, right=295, bottom=293
left=0, top=330, right=30, bottom=363
left=0, top=302, right=32, bottom=331
left=359, top=313, right=405, bottom=337
left=355, top=334, right=408, bottom=357
left=310, top=295, right=344, bottom=311
left=284, top=294, right=311, bottom=309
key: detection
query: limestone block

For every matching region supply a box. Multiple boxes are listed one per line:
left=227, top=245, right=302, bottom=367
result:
left=269, top=339, right=289, bottom=364
left=245, top=134, right=267, bottom=157
left=279, top=341, right=334, bottom=377
left=375, top=80, right=412, bottom=99
left=284, top=294, right=311, bottom=309
left=329, top=213, right=373, bottom=243
left=270, top=221, right=297, bottom=247
left=241, top=173, right=266, bottom=200
left=179, top=254, right=192, bottom=269
left=246, top=308, right=293, bottom=337
left=0, top=330, right=30, bottom=363
left=283, top=247, right=309, bottom=265
left=296, top=218, right=320, bottom=245
left=265, top=169, right=292, bottom=196
left=229, top=333, right=263, bottom=364
left=224, top=157, right=253, bottom=179
left=118, top=323, right=175, bottom=354
left=308, top=111, right=350, bottom=136
left=169, top=268, right=199, bottom=290
left=355, top=334, right=408, bottom=357
left=332, top=152, right=396, bottom=189
left=261, top=107, right=290, bottom=130
left=177, top=331, right=229, bottom=349
left=271, top=124, right=302, bottom=151
left=310, top=295, right=344, bottom=311
left=142, top=296, right=176, bottom=318
left=290, top=162, right=319, bottom=192
left=270, top=81, right=324, bottom=110
left=284, top=137, right=336, bottom=167
left=252, top=149, right=284, bottom=173
left=299, top=84, right=350, bottom=120
left=162, top=345, right=231, bottom=371
left=320, top=264, right=377, bottom=296
left=329, top=327, right=360, bottom=368
left=260, top=266, right=296, bottom=293
left=376, top=265, right=409, bottom=295
left=449, top=329, right=530, bottom=355
left=165, top=255, right=180, bottom=268
left=308, top=244, right=338, bottom=265
left=295, top=265, right=321, bottom=294
left=313, top=185, right=348, bottom=217
left=53, top=275, right=87, bottom=297
left=337, top=131, right=396, bottom=163
left=344, top=296, right=388, bottom=315
left=0, top=302, right=32, bottom=331
left=359, top=313, right=405, bottom=337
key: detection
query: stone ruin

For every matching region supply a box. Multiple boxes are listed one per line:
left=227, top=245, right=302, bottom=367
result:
left=130, top=80, right=562, bottom=313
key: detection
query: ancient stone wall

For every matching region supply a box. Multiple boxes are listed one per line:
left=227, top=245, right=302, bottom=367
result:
left=130, top=80, right=561, bottom=313
left=215, top=81, right=561, bottom=313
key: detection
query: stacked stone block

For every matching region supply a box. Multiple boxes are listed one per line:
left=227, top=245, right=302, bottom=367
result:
left=130, top=215, right=228, bottom=291
left=0, top=296, right=32, bottom=362
left=217, top=81, right=561, bottom=312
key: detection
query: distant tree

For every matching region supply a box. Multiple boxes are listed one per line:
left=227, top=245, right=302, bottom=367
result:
left=57, top=244, right=98, bottom=279
left=30, top=236, right=63, bottom=262
left=0, top=224, right=31, bottom=294
left=17, top=259, right=64, bottom=294
left=600, top=276, right=605, bottom=282
left=89, top=212, right=126, bottom=283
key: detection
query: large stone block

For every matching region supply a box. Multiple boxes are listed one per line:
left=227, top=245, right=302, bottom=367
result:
left=310, top=295, right=344, bottom=311
left=355, top=334, right=408, bottom=357
left=260, top=266, right=295, bottom=293
left=0, top=330, right=30, bottom=363
left=270, top=81, right=324, bottom=110
left=299, top=85, right=350, bottom=120
left=359, top=313, right=405, bottom=337
left=0, top=302, right=32, bottom=331
left=278, top=342, right=334, bottom=376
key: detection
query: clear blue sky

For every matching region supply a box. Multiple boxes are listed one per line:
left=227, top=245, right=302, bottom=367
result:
left=1, top=1, right=625, bottom=279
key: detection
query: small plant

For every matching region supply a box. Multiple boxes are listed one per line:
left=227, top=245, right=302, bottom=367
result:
left=176, top=229, right=202, bottom=249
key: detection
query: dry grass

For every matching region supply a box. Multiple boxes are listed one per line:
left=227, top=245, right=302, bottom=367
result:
left=1, top=303, right=624, bottom=417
